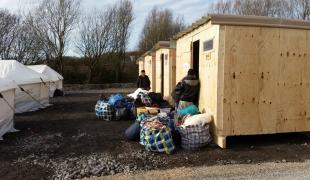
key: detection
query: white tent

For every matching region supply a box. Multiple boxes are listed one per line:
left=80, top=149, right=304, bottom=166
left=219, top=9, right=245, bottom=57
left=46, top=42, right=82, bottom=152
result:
left=0, top=60, right=51, bottom=113
left=28, top=65, right=64, bottom=97
left=0, top=78, right=18, bottom=140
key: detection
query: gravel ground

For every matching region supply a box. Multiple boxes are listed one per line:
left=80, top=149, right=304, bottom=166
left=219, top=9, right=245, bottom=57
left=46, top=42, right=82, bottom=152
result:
left=1, top=88, right=310, bottom=180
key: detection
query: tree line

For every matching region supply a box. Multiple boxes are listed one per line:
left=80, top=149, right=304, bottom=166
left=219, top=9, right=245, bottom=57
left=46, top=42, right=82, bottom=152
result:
left=0, top=0, right=134, bottom=82
left=208, top=0, right=310, bottom=20
left=1, top=0, right=309, bottom=83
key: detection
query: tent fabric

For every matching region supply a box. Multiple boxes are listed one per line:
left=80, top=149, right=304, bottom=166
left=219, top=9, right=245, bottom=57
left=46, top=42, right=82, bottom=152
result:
left=0, top=78, right=17, bottom=92
left=0, top=81, right=18, bottom=140
left=27, top=65, right=64, bottom=81
left=15, top=83, right=50, bottom=113
left=28, top=65, right=64, bottom=97
left=0, top=60, right=51, bottom=113
left=0, top=60, right=50, bottom=85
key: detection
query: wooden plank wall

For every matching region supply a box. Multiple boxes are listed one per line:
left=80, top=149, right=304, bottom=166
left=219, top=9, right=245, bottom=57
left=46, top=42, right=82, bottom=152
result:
left=221, top=25, right=310, bottom=136
left=155, top=49, right=164, bottom=94
left=168, top=49, right=176, bottom=103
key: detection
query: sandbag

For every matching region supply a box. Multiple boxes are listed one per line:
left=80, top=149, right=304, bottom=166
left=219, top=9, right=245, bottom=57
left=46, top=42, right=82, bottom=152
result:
left=125, top=121, right=140, bottom=141
left=178, top=104, right=199, bottom=116
left=95, top=101, right=114, bottom=121
left=178, top=124, right=212, bottom=150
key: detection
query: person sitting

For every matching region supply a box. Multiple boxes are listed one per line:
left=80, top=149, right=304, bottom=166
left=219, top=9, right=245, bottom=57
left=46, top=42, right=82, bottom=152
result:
left=171, top=69, right=200, bottom=110
left=137, top=70, right=151, bottom=90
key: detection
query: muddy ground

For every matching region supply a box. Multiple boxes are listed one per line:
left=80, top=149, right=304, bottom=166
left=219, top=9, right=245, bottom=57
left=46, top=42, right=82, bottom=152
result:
left=1, top=88, right=310, bottom=180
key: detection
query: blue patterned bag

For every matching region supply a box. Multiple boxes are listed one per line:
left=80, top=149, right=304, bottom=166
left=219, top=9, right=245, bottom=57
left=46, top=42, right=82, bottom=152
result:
left=108, top=94, right=124, bottom=106
left=95, top=100, right=114, bottom=121
left=140, top=119, right=175, bottom=155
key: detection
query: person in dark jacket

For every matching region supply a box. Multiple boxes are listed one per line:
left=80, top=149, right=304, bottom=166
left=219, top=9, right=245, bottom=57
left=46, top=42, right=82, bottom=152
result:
left=172, top=69, right=200, bottom=109
left=137, top=70, right=151, bottom=90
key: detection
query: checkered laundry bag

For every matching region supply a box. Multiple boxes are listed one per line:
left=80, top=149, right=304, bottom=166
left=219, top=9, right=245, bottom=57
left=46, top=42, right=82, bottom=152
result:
left=178, top=124, right=212, bottom=150
left=95, top=100, right=114, bottom=121
left=140, top=120, right=175, bottom=155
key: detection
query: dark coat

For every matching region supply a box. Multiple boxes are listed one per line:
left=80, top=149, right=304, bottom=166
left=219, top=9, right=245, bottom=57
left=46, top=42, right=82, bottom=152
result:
left=171, top=74, right=200, bottom=104
left=137, top=75, right=151, bottom=90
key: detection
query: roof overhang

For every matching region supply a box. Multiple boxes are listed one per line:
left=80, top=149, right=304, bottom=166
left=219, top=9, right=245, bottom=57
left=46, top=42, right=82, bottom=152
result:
left=174, top=14, right=310, bottom=40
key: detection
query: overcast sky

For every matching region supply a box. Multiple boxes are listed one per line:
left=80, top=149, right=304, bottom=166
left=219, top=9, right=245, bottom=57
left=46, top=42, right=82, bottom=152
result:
left=0, top=0, right=213, bottom=56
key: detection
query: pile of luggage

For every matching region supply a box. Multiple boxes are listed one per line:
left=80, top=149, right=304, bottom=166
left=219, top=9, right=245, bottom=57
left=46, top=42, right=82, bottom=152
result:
left=95, top=89, right=213, bottom=154
left=125, top=89, right=213, bottom=154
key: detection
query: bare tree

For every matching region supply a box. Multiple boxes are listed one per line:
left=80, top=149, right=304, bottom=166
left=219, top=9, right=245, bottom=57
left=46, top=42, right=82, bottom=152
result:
left=138, top=7, right=185, bottom=52
left=29, top=0, right=80, bottom=74
left=208, top=0, right=301, bottom=19
left=290, top=0, right=310, bottom=20
left=111, top=0, right=134, bottom=82
left=209, top=0, right=234, bottom=14
left=11, top=17, right=44, bottom=64
left=0, top=9, right=19, bottom=60
left=77, top=9, right=114, bottom=83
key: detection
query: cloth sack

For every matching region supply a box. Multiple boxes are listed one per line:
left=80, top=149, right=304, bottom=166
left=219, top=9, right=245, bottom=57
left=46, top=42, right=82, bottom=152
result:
left=178, top=104, right=199, bottom=116
left=115, top=107, right=128, bottom=121
left=125, top=121, right=140, bottom=141
left=95, top=101, right=114, bottom=121
left=178, top=124, right=212, bottom=150
left=140, top=120, right=175, bottom=155
left=125, top=102, right=136, bottom=120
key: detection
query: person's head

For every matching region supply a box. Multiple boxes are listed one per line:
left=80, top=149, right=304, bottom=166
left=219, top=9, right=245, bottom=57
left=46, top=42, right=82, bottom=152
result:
left=141, top=70, right=146, bottom=76
left=187, top=69, right=197, bottom=77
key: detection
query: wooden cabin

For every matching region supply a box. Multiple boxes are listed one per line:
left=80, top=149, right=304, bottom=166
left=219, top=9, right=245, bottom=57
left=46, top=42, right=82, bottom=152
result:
left=153, top=41, right=176, bottom=102
left=174, top=14, right=310, bottom=148
left=141, top=51, right=156, bottom=91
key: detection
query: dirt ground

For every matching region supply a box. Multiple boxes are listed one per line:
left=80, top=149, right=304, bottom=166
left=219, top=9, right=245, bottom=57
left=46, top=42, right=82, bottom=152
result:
left=1, top=88, right=310, bottom=180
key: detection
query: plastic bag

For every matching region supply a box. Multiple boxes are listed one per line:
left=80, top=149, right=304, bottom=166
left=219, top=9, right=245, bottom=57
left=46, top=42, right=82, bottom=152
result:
left=108, top=94, right=124, bottom=106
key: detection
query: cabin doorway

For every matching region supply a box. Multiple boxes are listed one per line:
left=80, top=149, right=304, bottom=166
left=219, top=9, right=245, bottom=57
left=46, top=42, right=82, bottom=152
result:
left=161, top=53, right=165, bottom=95
left=192, top=40, right=200, bottom=77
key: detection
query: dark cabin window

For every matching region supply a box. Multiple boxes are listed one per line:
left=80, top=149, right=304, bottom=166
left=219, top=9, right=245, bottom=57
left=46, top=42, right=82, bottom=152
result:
left=165, top=54, right=168, bottom=60
left=203, top=39, right=214, bottom=51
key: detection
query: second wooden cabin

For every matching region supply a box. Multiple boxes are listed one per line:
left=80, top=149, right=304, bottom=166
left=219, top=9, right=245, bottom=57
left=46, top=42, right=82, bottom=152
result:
left=141, top=51, right=156, bottom=91
left=153, top=41, right=176, bottom=102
